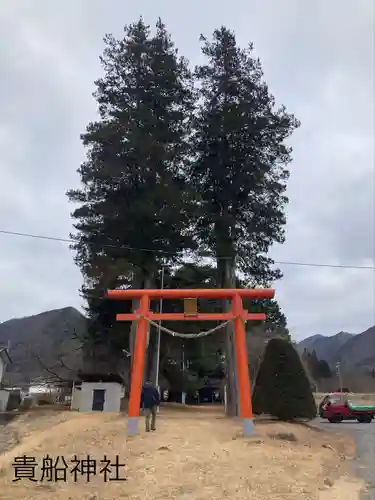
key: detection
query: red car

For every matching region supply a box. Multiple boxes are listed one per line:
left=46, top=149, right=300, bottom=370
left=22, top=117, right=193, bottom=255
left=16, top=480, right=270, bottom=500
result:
left=320, top=392, right=375, bottom=423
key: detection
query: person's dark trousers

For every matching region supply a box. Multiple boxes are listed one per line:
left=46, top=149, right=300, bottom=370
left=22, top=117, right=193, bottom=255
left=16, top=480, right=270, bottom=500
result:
left=144, top=405, right=157, bottom=431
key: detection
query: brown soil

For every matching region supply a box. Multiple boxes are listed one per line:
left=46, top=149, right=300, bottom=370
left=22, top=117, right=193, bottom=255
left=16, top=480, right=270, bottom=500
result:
left=0, top=406, right=362, bottom=500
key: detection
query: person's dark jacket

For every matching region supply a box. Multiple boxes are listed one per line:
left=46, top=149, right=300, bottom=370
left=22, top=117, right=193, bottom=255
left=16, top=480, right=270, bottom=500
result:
left=141, top=383, right=160, bottom=409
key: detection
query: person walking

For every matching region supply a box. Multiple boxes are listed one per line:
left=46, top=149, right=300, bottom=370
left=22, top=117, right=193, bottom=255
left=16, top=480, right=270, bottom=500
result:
left=140, top=380, right=160, bottom=432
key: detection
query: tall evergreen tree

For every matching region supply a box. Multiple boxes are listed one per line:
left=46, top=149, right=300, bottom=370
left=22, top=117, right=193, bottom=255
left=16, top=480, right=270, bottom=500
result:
left=190, top=27, right=300, bottom=414
left=66, top=18, right=196, bottom=373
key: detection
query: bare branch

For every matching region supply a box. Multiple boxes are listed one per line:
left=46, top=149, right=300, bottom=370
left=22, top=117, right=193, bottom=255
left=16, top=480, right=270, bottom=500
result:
left=25, top=344, right=73, bottom=383
left=32, top=353, right=66, bottom=382
left=71, top=327, right=86, bottom=345
left=56, top=355, right=76, bottom=372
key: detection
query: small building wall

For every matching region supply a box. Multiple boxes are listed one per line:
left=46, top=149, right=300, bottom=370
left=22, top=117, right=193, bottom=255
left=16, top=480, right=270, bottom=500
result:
left=78, top=382, right=122, bottom=412
left=70, top=386, right=81, bottom=410
left=0, top=389, right=10, bottom=412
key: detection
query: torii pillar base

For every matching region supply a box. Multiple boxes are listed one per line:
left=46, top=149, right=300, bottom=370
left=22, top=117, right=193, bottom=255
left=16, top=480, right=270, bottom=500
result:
left=128, top=417, right=138, bottom=436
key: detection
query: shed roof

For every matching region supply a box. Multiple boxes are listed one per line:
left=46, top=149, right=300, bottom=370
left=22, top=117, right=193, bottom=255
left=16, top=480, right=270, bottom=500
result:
left=77, top=372, right=124, bottom=384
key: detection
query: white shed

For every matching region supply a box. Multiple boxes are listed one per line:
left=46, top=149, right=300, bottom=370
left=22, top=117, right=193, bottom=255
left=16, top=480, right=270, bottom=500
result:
left=74, top=373, right=124, bottom=412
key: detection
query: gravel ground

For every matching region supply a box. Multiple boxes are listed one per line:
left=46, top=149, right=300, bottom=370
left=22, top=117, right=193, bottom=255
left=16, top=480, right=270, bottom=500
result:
left=353, top=427, right=375, bottom=500
left=312, top=418, right=375, bottom=500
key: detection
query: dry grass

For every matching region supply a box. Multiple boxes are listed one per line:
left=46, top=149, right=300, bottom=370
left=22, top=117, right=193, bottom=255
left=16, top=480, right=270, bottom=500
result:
left=0, top=406, right=363, bottom=500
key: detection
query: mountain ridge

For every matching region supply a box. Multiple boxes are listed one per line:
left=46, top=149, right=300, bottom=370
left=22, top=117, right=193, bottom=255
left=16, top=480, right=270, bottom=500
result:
left=297, top=326, right=375, bottom=370
left=0, top=306, right=87, bottom=386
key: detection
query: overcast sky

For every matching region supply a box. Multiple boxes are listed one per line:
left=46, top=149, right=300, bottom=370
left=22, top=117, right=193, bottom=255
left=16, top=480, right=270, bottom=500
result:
left=0, top=0, right=374, bottom=340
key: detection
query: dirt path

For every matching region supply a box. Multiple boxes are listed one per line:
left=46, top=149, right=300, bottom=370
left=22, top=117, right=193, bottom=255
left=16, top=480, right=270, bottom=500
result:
left=0, top=408, right=362, bottom=499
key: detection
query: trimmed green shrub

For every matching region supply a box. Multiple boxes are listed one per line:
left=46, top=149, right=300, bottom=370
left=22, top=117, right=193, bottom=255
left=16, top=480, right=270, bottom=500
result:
left=252, top=338, right=317, bottom=420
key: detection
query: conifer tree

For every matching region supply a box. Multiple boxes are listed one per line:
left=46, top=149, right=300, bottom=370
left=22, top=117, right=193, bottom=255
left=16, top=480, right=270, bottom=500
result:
left=67, top=18, right=196, bottom=372
left=190, top=27, right=300, bottom=414
left=253, top=338, right=317, bottom=420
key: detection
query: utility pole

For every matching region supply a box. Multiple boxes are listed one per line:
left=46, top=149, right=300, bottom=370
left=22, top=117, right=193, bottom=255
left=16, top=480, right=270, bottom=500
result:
left=335, top=362, right=343, bottom=392
left=181, top=343, right=186, bottom=404
left=155, top=263, right=165, bottom=398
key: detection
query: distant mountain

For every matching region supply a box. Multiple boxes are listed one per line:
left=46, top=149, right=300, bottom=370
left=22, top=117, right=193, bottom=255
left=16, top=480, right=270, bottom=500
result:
left=0, top=307, right=86, bottom=386
left=297, top=327, right=375, bottom=370
left=297, top=334, right=325, bottom=351
left=297, top=331, right=355, bottom=363
left=336, top=326, right=375, bottom=370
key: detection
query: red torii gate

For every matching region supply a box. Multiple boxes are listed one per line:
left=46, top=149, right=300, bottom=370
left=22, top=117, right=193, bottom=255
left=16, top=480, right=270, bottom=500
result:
left=106, top=287, right=275, bottom=436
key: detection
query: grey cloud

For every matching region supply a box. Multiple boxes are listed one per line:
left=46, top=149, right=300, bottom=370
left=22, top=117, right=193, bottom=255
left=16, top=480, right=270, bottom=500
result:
left=0, top=0, right=374, bottom=340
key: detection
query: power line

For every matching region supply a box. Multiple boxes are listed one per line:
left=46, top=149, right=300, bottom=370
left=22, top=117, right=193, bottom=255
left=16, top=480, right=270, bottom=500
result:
left=0, top=228, right=374, bottom=270
left=267, top=260, right=374, bottom=270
